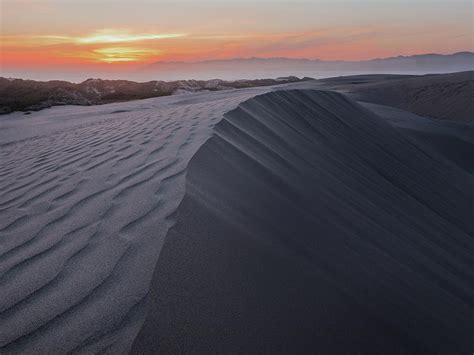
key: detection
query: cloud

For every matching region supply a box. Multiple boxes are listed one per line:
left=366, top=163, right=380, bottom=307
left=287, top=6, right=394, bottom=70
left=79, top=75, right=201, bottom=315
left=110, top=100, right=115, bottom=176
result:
left=75, top=30, right=186, bottom=44
left=2, top=30, right=186, bottom=47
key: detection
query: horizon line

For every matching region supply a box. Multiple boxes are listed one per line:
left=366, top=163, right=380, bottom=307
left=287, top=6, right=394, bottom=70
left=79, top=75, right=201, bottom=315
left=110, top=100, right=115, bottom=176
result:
left=146, top=50, right=474, bottom=65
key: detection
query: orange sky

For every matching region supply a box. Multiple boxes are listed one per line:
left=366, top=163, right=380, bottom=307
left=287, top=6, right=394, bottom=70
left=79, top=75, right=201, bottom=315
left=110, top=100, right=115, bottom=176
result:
left=1, top=0, right=473, bottom=74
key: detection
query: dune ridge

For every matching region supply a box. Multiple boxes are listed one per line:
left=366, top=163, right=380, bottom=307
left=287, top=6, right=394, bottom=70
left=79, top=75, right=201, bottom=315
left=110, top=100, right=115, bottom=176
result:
left=0, top=88, right=272, bottom=353
left=132, top=90, right=473, bottom=354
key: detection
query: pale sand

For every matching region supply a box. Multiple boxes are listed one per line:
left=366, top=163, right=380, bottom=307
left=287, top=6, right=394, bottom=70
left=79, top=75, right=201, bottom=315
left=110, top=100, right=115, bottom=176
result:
left=0, top=86, right=286, bottom=353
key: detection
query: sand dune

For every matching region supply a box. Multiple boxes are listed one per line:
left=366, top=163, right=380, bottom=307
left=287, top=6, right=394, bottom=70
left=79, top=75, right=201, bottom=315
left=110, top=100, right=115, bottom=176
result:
left=0, top=87, right=281, bottom=353
left=363, top=102, right=474, bottom=173
left=340, top=71, right=474, bottom=122
left=132, top=90, right=473, bottom=354
left=1, top=80, right=473, bottom=353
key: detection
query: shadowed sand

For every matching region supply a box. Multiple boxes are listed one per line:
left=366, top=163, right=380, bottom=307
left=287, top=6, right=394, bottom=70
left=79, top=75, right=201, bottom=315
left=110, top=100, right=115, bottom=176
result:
left=326, top=71, right=474, bottom=122
left=132, top=90, right=473, bottom=354
left=0, top=75, right=473, bottom=354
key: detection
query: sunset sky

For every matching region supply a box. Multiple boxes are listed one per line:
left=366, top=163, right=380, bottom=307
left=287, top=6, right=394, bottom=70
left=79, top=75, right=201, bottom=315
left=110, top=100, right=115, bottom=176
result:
left=1, top=0, right=473, bottom=77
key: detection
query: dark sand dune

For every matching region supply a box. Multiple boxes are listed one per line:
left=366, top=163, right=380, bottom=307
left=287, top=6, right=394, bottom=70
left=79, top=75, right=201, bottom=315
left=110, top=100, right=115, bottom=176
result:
left=342, top=71, right=474, bottom=122
left=363, top=102, right=474, bottom=174
left=132, top=90, right=473, bottom=354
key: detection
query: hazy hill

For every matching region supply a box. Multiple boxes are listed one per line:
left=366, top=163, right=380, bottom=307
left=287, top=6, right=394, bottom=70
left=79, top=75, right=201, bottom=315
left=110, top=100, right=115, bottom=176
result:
left=143, top=52, right=474, bottom=80
left=0, top=76, right=311, bottom=114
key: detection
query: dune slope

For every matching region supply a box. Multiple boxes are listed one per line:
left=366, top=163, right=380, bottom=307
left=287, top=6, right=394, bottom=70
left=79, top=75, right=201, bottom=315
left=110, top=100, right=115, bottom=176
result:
left=0, top=88, right=271, bottom=353
left=363, top=102, right=474, bottom=174
left=133, top=90, right=474, bottom=354
left=345, top=71, right=474, bottom=122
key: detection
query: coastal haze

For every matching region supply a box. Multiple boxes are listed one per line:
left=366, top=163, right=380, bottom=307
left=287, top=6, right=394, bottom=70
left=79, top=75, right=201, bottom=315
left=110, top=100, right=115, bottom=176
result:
left=1, top=1, right=473, bottom=354
left=141, top=52, right=474, bottom=81
left=3, top=52, right=474, bottom=82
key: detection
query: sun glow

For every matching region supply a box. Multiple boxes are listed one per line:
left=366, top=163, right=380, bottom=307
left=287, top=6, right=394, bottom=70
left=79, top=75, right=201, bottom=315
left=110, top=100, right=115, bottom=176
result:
left=92, top=47, right=162, bottom=63
left=0, top=29, right=185, bottom=66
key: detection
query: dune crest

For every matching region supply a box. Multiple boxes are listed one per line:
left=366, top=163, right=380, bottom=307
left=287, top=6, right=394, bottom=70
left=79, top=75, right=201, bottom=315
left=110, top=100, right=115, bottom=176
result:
left=133, top=90, right=473, bottom=354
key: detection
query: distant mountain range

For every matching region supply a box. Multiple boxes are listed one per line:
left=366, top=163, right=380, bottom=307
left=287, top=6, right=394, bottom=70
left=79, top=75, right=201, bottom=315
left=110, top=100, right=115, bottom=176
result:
left=143, top=52, right=474, bottom=79
left=0, top=76, right=311, bottom=114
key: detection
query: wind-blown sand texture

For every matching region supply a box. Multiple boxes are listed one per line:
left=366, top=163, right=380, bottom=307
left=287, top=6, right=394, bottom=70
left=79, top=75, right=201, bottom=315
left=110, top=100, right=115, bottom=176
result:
left=1, top=76, right=473, bottom=354
left=0, top=87, right=282, bottom=353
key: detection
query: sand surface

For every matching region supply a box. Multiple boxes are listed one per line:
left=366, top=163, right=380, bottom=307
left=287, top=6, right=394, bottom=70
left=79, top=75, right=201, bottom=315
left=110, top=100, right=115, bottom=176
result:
left=1, top=77, right=472, bottom=354
left=132, top=90, right=473, bottom=354
left=339, top=71, right=474, bottom=122
left=0, top=86, right=289, bottom=353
